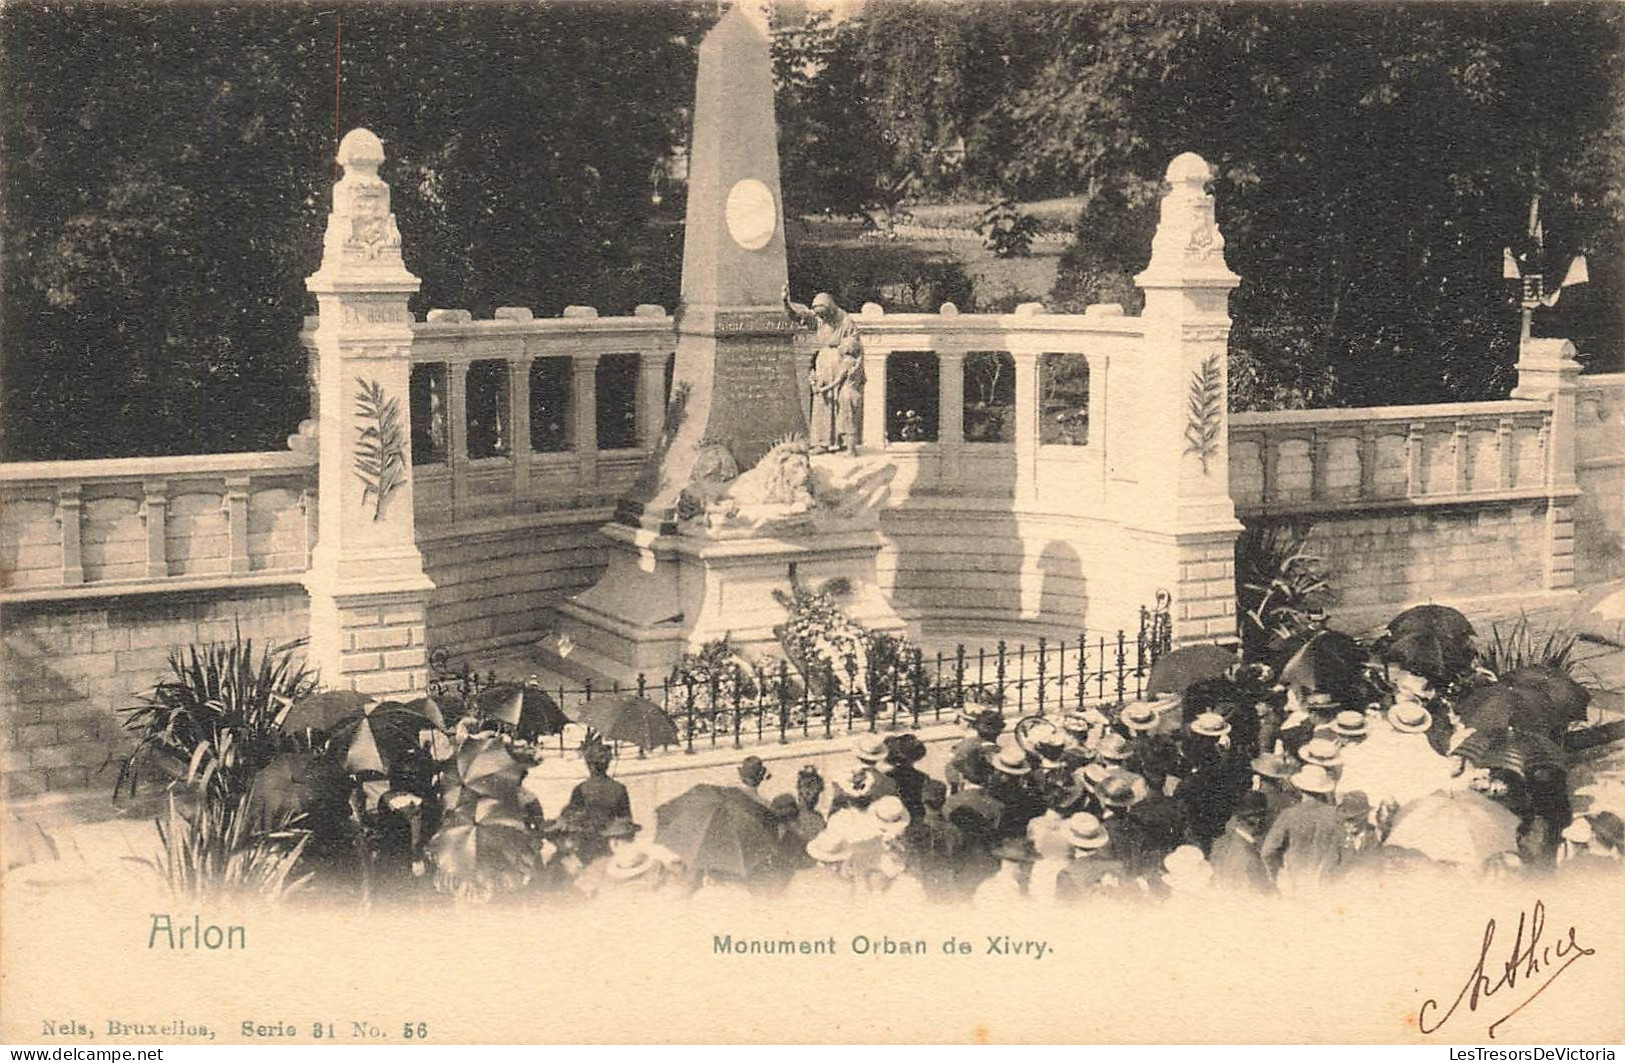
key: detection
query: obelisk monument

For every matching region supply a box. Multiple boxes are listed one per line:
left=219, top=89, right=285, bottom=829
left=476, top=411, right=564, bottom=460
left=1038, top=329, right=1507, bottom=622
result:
left=618, top=2, right=807, bottom=529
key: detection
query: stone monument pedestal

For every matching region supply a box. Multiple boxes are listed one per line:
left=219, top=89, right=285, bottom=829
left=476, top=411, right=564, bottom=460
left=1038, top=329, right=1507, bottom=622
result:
left=554, top=525, right=904, bottom=684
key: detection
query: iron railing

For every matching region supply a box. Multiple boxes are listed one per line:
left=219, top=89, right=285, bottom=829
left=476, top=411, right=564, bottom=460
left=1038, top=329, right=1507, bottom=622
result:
left=431, top=601, right=1174, bottom=758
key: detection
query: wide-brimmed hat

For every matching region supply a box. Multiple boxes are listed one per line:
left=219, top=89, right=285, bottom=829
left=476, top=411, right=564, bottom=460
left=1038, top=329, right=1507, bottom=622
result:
left=1303, top=691, right=1341, bottom=714
left=871, top=795, right=909, bottom=839
left=1562, top=818, right=1595, bottom=846
left=1338, top=791, right=1372, bottom=821
left=1061, top=709, right=1094, bottom=734
left=1120, top=703, right=1160, bottom=734
left=1189, top=712, right=1232, bottom=739
left=839, top=767, right=878, bottom=800
left=1095, top=732, right=1133, bottom=762
left=1589, top=812, right=1624, bottom=851
left=971, top=709, right=1007, bottom=737
left=887, top=733, right=928, bottom=766
left=1162, top=844, right=1209, bottom=878
left=1290, top=763, right=1338, bottom=794
left=1097, top=769, right=1149, bottom=808
left=606, top=846, right=661, bottom=881
left=1251, top=740, right=1298, bottom=780
left=1330, top=710, right=1369, bottom=738
left=806, top=828, right=852, bottom=864
left=990, top=744, right=1031, bottom=776
left=991, top=837, right=1038, bottom=863
left=601, top=816, right=642, bottom=840
left=1387, top=701, right=1434, bottom=734
left=1298, top=737, right=1344, bottom=769
left=1079, top=762, right=1112, bottom=789
left=1066, top=812, right=1110, bottom=851
left=853, top=734, right=888, bottom=765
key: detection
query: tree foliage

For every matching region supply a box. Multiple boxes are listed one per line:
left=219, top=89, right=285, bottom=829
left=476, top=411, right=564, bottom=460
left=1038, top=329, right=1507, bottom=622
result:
left=1, top=0, right=708, bottom=459
left=774, top=2, right=1625, bottom=407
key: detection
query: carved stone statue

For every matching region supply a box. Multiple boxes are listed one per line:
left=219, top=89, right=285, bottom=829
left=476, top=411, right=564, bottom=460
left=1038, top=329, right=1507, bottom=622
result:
left=784, top=286, right=864, bottom=457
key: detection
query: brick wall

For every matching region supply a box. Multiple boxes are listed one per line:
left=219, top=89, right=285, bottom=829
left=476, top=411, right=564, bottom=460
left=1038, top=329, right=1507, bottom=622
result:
left=1246, top=502, right=1551, bottom=619
left=0, top=586, right=309, bottom=800
left=419, top=515, right=609, bottom=658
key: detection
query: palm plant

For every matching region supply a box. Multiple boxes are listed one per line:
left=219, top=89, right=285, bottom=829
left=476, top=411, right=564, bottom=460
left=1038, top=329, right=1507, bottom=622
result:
left=114, top=631, right=318, bottom=802
left=1237, top=523, right=1331, bottom=656
left=1480, top=614, right=1582, bottom=676
left=135, top=791, right=312, bottom=903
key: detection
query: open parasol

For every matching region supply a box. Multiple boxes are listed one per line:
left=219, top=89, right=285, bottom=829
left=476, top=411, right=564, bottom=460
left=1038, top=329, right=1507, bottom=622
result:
left=1384, top=789, right=1519, bottom=867
left=1145, top=644, right=1237, bottom=699
left=1276, top=629, right=1368, bottom=698
left=277, top=690, right=374, bottom=734
left=473, top=684, right=569, bottom=741
left=1455, top=683, right=1563, bottom=739
left=326, top=700, right=437, bottom=777
left=1381, top=605, right=1477, bottom=681
left=427, top=796, right=539, bottom=884
left=575, top=693, right=679, bottom=751
left=1452, top=727, right=1566, bottom=778
left=1503, top=665, right=1591, bottom=727
left=440, top=734, right=529, bottom=808
left=654, top=784, right=779, bottom=879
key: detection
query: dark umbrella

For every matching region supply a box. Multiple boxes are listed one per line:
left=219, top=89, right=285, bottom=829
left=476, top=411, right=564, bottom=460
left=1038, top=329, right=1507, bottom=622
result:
left=1504, top=665, right=1591, bottom=725
left=473, top=684, right=569, bottom=741
left=240, top=750, right=349, bottom=832
left=427, top=796, right=538, bottom=884
left=575, top=693, right=679, bottom=751
left=327, top=700, right=436, bottom=776
left=1455, top=684, right=1562, bottom=739
left=1145, top=644, right=1237, bottom=699
left=654, top=784, right=779, bottom=878
left=441, top=734, right=529, bottom=808
left=277, top=690, right=374, bottom=733
left=1276, top=630, right=1368, bottom=697
left=1382, top=606, right=1476, bottom=681
left=1454, top=727, right=1566, bottom=778
left=401, top=696, right=447, bottom=731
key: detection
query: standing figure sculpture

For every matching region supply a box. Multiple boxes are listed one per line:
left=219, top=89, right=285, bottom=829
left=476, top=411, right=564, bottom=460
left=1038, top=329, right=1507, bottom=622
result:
left=784, top=286, right=864, bottom=456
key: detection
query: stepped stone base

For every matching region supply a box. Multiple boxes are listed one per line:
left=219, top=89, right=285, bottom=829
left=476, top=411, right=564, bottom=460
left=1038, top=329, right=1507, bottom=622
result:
left=554, top=523, right=904, bottom=685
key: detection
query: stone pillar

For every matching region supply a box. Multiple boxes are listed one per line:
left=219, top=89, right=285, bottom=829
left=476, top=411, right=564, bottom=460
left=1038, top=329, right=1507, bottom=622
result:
left=636, top=349, right=668, bottom=449
left=302, top=128, right=433, bottom=698
left=862, top=345, right=889, bottom=451
left=937, top=348, right=965, bottom=486
left=508, top=354, right=532, bottom=507
left=1512, top=338, right=1583, bottom=591
left=574, top=355, right=601, bottom=495
left=141, top=479, right=169, bottom=579
left=1127, top=153, right=1244, bottom=643
left=1012, top=350, right=1040, bottom=504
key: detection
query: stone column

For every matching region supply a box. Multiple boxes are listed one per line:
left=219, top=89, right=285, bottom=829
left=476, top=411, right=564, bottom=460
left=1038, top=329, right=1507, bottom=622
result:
left=1126, top=153, right=1244, bottom=643
left=1512, top=338, right=1584, bottom=591
left=937, top=348, right=965, bottom=487
left=302, top=128, right=434, bottom=698
left=574, top=355, right=601, bottom=496
left=1012, top=350, right=1040, bottom=504
left=636, top=349, right=668, bottom=449
left=862, top=345, right=889, bottom=451
left=508, top=353, right=532, bottom=507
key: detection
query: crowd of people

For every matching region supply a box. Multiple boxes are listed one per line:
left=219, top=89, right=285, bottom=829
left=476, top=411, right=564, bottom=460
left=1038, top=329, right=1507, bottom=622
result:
left=521, top=662, right=1623, bottom=905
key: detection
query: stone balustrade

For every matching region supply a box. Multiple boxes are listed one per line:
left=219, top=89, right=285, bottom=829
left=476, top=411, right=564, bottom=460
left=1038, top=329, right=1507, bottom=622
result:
left=1229, top=400, right=1557, bottom=516
left=0, top=450, right=318, bottom=602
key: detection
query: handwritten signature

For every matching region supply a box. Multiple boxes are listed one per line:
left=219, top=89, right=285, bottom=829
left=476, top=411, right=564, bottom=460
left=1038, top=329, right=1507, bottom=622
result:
left=1419, top=899, right=1597, bottom=1039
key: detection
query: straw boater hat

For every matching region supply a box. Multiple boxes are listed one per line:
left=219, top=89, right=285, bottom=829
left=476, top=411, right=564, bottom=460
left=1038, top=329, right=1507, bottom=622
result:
left=806, top=828, right=853, bottom=865
left=990, top=744, right=1031, bottom=777
left=1330, top=710, right=1369, bottom=738
left=852, top=734, right=893, bottom=774
left=1251, top=740, right=1298, bottom=780
left=1120, top=703, right=1160, bottom=734
left=1061, top=708, right=1094, bottom=734
left=606, top=846, right=661, bottom=882
left=1387, top=701, right=1434, bottom=734
left=1298, top=737, right=1344, bottom=769
left=1188, top=712, right=1231, bottom=739
left=1079, top=762, right=1111, bottom=789
left=1065, top=812, right=1111, bottom=851
left=1562, top=818, right=1595, bottom=846
left=1289, top=763, right=1338, bottom=795
left=870, top=796, right=910, bottom=841
left=1095, top=732, right=1133, bottom=762
left=1097, top=769, right=1149, bottom=809
left=1161, top=844, right=1212, bottom=887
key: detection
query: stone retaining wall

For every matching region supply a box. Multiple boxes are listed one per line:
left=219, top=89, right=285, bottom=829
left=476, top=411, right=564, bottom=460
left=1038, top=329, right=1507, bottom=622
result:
left=0, top=586, right=309, bottom=799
